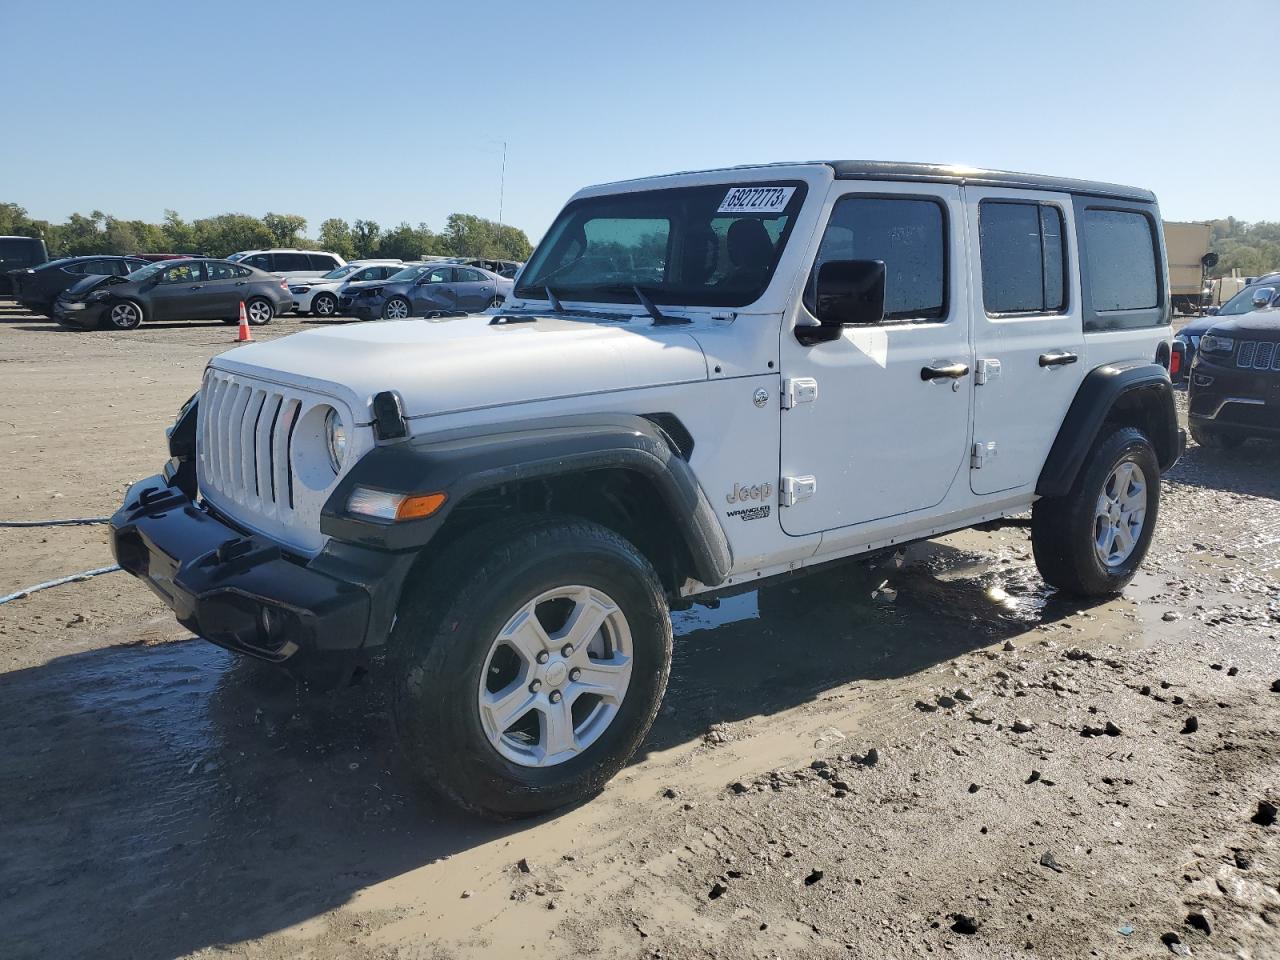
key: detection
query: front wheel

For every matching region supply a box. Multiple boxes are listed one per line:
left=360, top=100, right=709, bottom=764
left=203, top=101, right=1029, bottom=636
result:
left=311, top=293, right=337, bottom=317
left=391, top=517, right=672, bottom=819
left=245, top=297, right=274, bottom=326
left=103, top=300, right=143, bottom=330
left=1031, top=427, right=1160, bottom=596
left=382, top=297, right=411, bottom=320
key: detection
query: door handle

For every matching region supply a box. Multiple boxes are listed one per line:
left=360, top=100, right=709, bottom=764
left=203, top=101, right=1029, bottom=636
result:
left=920, top=362, right=971, bottom=381
left=1039, top=351, right=1079, bottom=367
left=235, top=281, right=247, bottom=286
left=189, top=285, right=203, bottom=289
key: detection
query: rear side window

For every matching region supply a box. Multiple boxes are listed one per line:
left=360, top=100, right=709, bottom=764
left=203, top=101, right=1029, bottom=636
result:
left=206, top=261, right=238, bottom=280
left=456, top=268, right=485, bottom=282
left=808, top=196, right=947, bottom=321
left=234, top=265, right=253, bottom=278
left=274, top=253, right=313, bottom=271
left=979, top=201, right=1066, bottom=315
left=1082, top=210, right=1158, bottom=312
left=308, top=254, right=339, bottom=270
left=245, top=254, right=272, bottom=270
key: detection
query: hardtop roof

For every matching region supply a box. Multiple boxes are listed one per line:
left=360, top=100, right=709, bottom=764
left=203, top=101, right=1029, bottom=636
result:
left=595, top=160, right=1156, bottom=203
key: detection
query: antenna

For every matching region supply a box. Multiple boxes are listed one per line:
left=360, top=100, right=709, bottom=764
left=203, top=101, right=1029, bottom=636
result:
left=498, top=140, right=507, bottom=235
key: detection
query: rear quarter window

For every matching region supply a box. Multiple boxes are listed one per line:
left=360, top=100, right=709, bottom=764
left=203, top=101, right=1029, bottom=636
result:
left=1074, top=199, right=1166, bottom=332
left=308, top=254, right=340, bottom=270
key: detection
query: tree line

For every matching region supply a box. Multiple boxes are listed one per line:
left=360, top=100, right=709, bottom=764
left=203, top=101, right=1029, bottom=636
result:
left=0, top=202, right=533, bottom=263
left=1209, top=218, right=1280, bottom=278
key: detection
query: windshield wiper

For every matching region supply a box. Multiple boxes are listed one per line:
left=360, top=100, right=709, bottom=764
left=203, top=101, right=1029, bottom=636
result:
left=631, top=284, right=688, bottom=325
left=544, top=285, right=564, bottom=313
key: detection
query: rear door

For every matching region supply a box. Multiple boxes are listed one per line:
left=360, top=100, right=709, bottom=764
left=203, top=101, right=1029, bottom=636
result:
left=201, top=261, right=246, bottom=317
left=965, top=189, right=1085, bottom=494
left=453, top=267, right=495, bottom=310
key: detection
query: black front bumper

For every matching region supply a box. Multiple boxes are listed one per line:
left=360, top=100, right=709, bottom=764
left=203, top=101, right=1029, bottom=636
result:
left=1187, top=358, right=1280, bottom=437
left=111, top=476, right=414, bottom=665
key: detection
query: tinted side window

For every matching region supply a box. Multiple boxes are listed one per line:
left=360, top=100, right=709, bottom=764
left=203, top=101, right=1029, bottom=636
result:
left=274, top=253, right=313, bottom=271
left=979, top=201, right=1066, bottom=314
left=160, top=263, right=202, bottom=284
left=308, top=254, right=339, bottom=271
left=206, top=261, right=238, bottom=280
left=1083, top=210, right=1157, bottom=312
left=245, top=254, right=272, bottom=270
left=808, top=196, right=946, bottom=321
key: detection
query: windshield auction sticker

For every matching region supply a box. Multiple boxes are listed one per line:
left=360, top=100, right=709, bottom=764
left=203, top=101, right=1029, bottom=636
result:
left=718, top=185, right=796, bottom=215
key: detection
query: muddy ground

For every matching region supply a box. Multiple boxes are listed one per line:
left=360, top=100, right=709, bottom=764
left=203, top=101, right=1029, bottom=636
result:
left=0, top=301, right=1277, bottom=960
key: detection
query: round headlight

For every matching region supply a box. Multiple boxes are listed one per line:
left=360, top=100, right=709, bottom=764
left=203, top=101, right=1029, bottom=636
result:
left=324, top=407, right=347, bottom=473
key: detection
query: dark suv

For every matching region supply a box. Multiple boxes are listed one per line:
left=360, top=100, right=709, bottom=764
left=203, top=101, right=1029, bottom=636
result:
left=1187, top=289, right=1280, bottom=448
left=10, top=255, right=147, bottom=316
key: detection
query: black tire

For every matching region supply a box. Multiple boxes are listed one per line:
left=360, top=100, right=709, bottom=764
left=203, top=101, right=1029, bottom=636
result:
left=245, top=297, right=274, bottom=326
left=382, top=296, right=412, bottom=320
left=1189, top=422, right=1245, bottom=450
left=1031, top=427, right=1160, bottom=597
left=390, top=516, right=672, bottom=819
left=311, top=293, right=337, bottom=318
left=101, top=300, right=143, bottom=330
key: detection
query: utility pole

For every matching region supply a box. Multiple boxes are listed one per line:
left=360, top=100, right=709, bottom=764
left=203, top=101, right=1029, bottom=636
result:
left=498, top=141, right=507, bottom=236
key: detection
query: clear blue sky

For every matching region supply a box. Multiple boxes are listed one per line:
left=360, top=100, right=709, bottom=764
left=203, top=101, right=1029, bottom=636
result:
left=2, top=0, right=1275, bottom=243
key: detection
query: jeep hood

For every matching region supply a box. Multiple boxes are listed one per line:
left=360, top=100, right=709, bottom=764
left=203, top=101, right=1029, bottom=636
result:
left=1205, top=310, right=1280, bottom=340
left=210, top=312, right=710, bottom=422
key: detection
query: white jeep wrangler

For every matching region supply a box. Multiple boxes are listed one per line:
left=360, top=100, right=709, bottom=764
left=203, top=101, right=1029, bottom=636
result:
left=112, top=161, right=1184, bottom=818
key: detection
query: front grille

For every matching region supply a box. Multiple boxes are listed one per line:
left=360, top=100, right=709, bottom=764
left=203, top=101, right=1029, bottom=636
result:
left=1236, top=340, right=1280, bottom=371
left=199, top=372, right=301, bottom=520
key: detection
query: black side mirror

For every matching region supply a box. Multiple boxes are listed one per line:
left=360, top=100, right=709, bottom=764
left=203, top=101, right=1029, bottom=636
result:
left=798, top=259, right=886, bottom=345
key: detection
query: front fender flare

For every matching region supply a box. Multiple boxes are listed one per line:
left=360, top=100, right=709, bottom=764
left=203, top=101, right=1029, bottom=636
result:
left=1037, top=361, right=1182, bottom=498
left=321, top=413, right=733, bottom=588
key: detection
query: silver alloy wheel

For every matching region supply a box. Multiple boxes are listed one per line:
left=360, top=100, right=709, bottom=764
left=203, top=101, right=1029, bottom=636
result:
left=109, top=303, right=140, bottom=329
left=1094, top=460, right=1147, bottom=567
left=247, top=300, right=273, bottom=325
left=385, top=298, right=410, bottom=319
left=314, top=294, right=336, bottom=316
left=477, top=585, right=633, bottom=767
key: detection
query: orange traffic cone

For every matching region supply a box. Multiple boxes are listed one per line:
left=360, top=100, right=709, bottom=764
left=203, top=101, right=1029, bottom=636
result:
left=235, top=301, right=253, bottom=342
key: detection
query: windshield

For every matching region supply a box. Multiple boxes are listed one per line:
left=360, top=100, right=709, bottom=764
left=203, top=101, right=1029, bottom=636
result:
left=387, top=265, right=433, bottom=282
left=515, top=182, right=807, bottom=307
left=1219, top=283, right=1279, bottom=315
left=127, top=264, right=165, bottom=281
left=321, top=264, right=360, bottom=280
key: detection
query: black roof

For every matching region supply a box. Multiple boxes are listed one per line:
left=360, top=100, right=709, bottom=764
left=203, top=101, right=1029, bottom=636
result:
left=826, top=161, right=1155, bottom=202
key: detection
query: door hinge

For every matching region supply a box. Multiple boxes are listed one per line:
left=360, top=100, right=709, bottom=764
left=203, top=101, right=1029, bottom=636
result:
left=781, top=377, right=818, bottom=409
left=975, top=359, right=1001, bottom=385
left=971, top=441, right=997, bottom=469
left=780, top=475, right=817, bottom=507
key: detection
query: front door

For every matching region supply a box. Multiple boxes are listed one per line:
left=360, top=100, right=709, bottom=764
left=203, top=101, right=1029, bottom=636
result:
left=149, top=261, right=207, bottom=320
left=965, top=188, right=1086, bottom=495
left=410, top=266, right=457, bottom=314
left=778, top=183, right=973, bottom=536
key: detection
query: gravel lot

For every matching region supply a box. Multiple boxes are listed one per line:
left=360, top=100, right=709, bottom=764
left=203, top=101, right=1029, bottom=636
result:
left=1, top=302, right=1277, bottom=960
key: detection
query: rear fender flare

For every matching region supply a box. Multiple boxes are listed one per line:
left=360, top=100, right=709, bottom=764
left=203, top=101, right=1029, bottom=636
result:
left=1036, top=361, right=1181, bottom=498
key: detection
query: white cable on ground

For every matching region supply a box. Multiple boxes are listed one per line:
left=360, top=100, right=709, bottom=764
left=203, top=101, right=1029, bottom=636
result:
left=0, top=565, right=122, bottom=605
left=0, top=517, right=109, bottom=527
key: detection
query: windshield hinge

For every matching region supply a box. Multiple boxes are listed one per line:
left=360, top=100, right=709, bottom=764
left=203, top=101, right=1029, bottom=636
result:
left=779, top=475, right=817, bottom=507
left=782, top=377, right=818, bottom=409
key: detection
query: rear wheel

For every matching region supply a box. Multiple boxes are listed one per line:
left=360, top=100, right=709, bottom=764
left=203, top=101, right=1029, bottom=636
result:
left=311, top=293, right=337, bottom=317
left=245, top=297, right=274, bottom=326
left=1189, top=423, right=1245, bottom=450
left=383, top=297, right=411, bottom=320
left=391, top=517, right=672, bottom=819
left=1031, top=427, right=1160, bottom=596
left=104, top=300, right=143, bottom=330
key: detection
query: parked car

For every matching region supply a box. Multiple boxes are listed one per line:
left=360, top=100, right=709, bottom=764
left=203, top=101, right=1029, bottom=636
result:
left=1187, top=291, right=1280, bottom=448
left=226, top=249, right=346, bottom=281
left=338, top=263, right=511, bottom=319
left=289, top=260, right=404, bottom=317
left=111, top=160, right=1183, bottom=819
left=54, top=258, right=291, bottom=330
left=0, top=235, right=49, bottom=295
left=10, top=255, right=150, bottom=316
left=451, top=257, right=524, bottom=279
left=1176, top=276, right=1280, bottom=366
left=133, top=253, right=202, bottom=262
